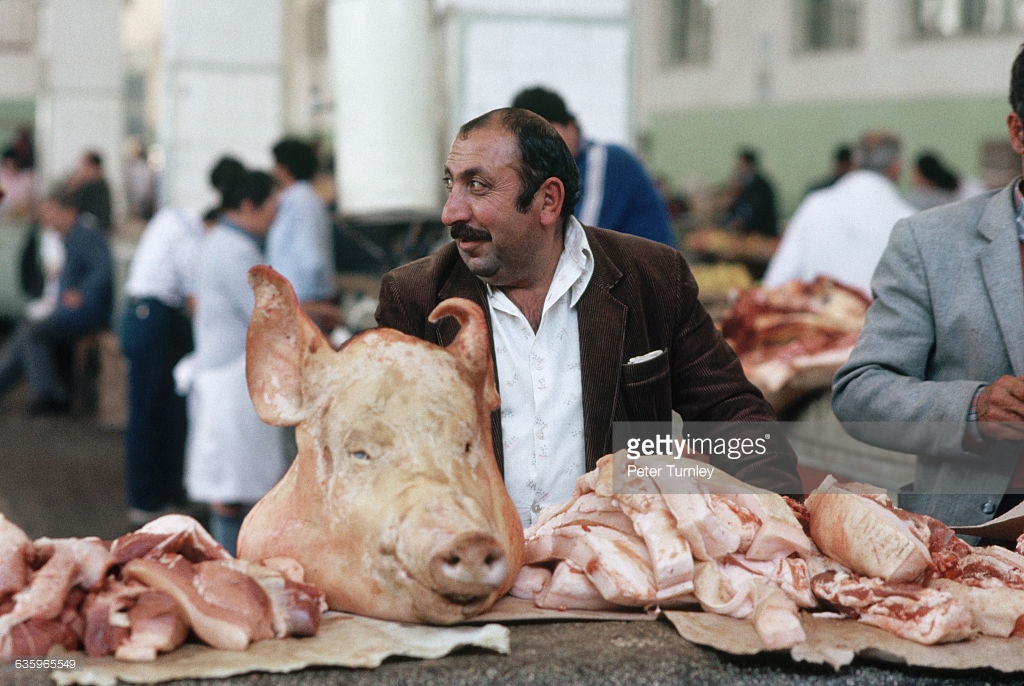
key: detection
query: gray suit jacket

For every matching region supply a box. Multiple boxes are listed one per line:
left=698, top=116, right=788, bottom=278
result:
left=832, top=180, right=1024, bottom=527
left=376, top=224, right=803, bottom=495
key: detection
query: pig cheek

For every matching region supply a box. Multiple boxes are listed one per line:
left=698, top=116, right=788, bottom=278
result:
left=325, top=466, right=411, bottom=587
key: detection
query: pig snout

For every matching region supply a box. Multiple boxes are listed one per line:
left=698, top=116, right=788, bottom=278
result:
left=429, top=532, right=509, bottom=604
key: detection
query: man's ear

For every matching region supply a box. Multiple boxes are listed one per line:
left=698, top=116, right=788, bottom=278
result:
left=536, top=177, right=566, bottom=228
left=1008, top=112, right=1024, bottom=155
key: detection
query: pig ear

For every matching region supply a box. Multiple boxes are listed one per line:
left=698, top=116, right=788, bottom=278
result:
left=246, top=265, right=328, bottom=425
left=429, top=298, right=500, bottom=411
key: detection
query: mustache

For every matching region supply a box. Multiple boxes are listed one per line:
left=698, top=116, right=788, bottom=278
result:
left=449, top=223, right=491, bottom=242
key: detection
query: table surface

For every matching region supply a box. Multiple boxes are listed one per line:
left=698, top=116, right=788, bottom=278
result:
left=2, top=617, right=1021, bottom=686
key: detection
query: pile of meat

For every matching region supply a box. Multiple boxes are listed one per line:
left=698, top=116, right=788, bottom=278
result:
left=0, top=513, right=324, bottom=661
left=720, top=276, right=870, bottom=400
left=512, top=454, right=1024, bottom=650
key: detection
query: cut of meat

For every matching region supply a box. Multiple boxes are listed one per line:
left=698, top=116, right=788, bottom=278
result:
left=110, top=514, right=230, bottom=564
left=524, top=524, right=657, bottom=606
left=615, top=493, right=695, bottom=599
left=805, top=476, right=932, bottom=583
left=82, top=580, right=188, bottom=661
left=0, top=589, right=83, bottom=660
left=0, top=513, right=324, bottom=661
left=122, top=555, right=275, bottom=651
left=508, top=565, right=552, bottom=601
left=217, top=558, right=325, bottom=638
left=534, top=561, right=621, bottom=611
left=0, top=514, right=32, bottom=600
left=720, top=277, right=870, bottom=400
left=811, top=570, right=973, bottom=645
left=0, top=537, right=115, bottom=635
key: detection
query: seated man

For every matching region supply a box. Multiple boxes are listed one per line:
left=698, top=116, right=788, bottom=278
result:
left=0, top=184, right=113, bottom=414
left=376, top=107, right=802, bottom=526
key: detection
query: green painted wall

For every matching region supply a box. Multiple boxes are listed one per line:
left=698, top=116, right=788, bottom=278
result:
left=0, top=100, right=34, bottom=155
left=646, top=95, right=1012, bottom=219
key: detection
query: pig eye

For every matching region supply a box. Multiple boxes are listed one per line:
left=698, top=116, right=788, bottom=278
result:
left=352, top=450, right=370, bottom=461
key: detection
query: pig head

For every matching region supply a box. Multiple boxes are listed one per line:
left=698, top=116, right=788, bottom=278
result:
left=236, top=265, right=524, bottom=624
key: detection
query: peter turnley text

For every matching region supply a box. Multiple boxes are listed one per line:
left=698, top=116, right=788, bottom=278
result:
left=625, top=434, right=769, bottom=461
left=625, top=463, right=716, bottom=479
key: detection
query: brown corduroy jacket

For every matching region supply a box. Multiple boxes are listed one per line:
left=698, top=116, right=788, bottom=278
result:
left=375, top=223, right=803, bottom=496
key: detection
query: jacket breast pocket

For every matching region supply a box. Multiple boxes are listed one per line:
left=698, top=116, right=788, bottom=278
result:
left=619, top=349, right=672, bottom=421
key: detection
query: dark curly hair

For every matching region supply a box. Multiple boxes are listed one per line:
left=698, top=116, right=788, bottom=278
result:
left=458, top=108, right=581, bottom=226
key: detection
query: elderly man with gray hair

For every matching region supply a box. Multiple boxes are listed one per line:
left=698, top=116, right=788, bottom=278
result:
left=762, top=130, right=917, bottom=295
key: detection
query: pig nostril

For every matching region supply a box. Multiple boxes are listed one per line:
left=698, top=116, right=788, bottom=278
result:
left=430, top=534, right=509, bottom=602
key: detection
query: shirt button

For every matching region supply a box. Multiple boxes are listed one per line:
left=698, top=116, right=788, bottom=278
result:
left=530, top=502, right=541, bottom=514
left=981, top=500, right=997, bottom=515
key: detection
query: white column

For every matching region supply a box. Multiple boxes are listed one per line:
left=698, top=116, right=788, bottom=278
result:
left=35, top=0, right=124, bottom=218
left=328, top=0, right=439, bottom=217
left=158, top=0, right=283, bottom=213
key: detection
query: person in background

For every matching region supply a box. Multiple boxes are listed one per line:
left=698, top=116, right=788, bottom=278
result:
left=805, top=144, right=853, bottom=195
left=0, top=183, right=112, bottom=415
left=0, top=147, right=35, bottom=220
left=907, top=151, right=961, bottom=210
left=117, top=155, right=240, bottom=526
left=267, top=137, right=343, bottom=331
left=183, top=169, right=286, bottom=555
left=832, top=43, right=1024, bottom=535
left=511, top=86, right=677, bottom=247
left=761, top=130, right=917, bottom=295
left=719, top=147, right=779, bottom=237
left=376, top=107, right=802, bottom=528
left=124, top=140, right=156, bottom=222
left=68, top=149, right=113, bottom=232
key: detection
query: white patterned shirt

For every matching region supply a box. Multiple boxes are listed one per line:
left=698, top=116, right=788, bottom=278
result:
left=487, top=217, right=594, bottom=527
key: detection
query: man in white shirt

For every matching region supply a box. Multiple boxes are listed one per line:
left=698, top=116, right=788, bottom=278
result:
left=763, top=130, right=917, bottom=295
left=377, top=108, right=802, bottom=526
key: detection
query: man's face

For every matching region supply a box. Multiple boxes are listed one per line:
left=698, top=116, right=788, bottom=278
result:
left=441, top=125, right=548, bottom=289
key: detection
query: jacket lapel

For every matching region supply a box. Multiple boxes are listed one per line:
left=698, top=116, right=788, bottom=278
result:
left=576, top=227, right=627, bottom=468
left=978, top=185, right=1024, bottom=375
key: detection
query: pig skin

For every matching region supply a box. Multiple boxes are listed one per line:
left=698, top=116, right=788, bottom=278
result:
left=237, top=266, right=524, bottom=625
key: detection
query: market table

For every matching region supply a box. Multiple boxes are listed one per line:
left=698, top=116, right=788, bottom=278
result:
left=3, top=618, right=1020, bottom=686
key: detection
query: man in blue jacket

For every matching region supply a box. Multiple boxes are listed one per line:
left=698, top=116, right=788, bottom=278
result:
left=0, top=183, right=113, bottom=415
left=513, top=86, right=676, bottom=247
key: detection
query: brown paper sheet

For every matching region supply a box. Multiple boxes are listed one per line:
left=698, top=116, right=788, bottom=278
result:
left=468, top=594, right=659, bottom=623
left=51, top=613, right=510, bottom=686
left=954, top=500, right=1024, bottom=541
left=664, top=610, right=1024, bottom=672
left=46, top=595, right=1024, bottom=682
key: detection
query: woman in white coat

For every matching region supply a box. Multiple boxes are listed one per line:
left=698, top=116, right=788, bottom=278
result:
left=185, top=169, right=284, bottom=554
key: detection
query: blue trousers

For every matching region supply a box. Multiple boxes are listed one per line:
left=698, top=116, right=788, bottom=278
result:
left=119, top=298, right=192, bottom=512
left=0, top=316, right=81, bottom=403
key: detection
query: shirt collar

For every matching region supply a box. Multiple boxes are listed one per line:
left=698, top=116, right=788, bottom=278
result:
left=561, top=216, right=594, bottom=307
left=485, top=215, right=594, bottom=310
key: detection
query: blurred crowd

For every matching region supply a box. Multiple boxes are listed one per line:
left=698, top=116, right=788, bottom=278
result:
left=0, top=81, right=1020, bottom=552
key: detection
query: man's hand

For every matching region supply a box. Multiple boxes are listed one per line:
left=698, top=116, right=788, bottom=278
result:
left=976, top=375, right=1024, bottom=441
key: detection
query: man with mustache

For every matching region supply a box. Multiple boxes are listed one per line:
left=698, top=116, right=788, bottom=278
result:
left=376, top=108, right=802, bottom=526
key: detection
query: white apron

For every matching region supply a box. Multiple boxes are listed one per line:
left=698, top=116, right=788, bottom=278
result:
left=182, top=353, right=286, bottom=504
